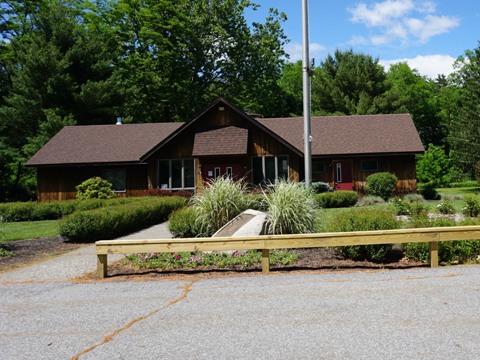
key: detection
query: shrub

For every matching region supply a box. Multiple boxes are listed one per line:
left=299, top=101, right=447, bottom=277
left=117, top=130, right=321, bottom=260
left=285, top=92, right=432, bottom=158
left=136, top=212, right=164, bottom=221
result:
left=168, top=207, right=204, bottom=238
left=325, top=207, right=401, bottom=261
left=403, top=194, right=425, bottom=203
left=365, top=172, right=398, bottom=200
left=437, top=199, right=455, bottom=215
left=315, top=191, right=358, bottom=208
left=76, top=177, right=116, bottom=200
left=190, top=177, right=253, bottom=236
left=356, top=196, right=385, bottom=207
left=418, top=182, right=441, bottom=200
left=390, top=197, right=410, bottom=216
left=263, top=180, right=317, bottom=235
left=311, top=182, right=333, bottom=193
left=462, top=195, right=480, bottom=217
left=60, top=197, right=185, bottom=242
left=404, top=218, right=480, bottom=264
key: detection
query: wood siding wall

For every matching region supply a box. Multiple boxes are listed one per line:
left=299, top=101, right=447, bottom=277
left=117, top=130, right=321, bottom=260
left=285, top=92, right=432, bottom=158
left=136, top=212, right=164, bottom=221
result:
left=312, top=155, right=417, bottom=194
left=36, top=165, right=148, bottom=202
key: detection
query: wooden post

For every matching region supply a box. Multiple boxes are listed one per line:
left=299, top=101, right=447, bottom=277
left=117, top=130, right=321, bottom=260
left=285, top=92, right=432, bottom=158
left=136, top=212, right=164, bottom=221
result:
left=261, top=249, right=270, bottom=273
left=429, top=241, right=439, bottom=268
left=97, top=254, right=108, bottom=278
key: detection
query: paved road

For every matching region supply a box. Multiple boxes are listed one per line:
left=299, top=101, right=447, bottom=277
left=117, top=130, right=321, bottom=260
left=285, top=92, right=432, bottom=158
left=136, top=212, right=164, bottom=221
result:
left=1, top=224, right=480, bottom=359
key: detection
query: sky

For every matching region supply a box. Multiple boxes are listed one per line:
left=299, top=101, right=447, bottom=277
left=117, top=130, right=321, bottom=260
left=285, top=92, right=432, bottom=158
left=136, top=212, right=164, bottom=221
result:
left=245, top=0, right=480, bottom=79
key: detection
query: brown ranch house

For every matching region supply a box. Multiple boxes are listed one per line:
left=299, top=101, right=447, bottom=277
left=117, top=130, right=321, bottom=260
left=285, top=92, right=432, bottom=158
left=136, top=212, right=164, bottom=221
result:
left=27, top=98, right=425, bottom=202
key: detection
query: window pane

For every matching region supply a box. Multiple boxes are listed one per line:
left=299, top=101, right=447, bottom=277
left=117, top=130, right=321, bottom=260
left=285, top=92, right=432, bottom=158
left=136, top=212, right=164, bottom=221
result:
left=184, top=159, right=195, bottom=188
left=159, top=160, right=170, bottom=189
left=103, top=168, right=126, bottom=192
left=172, top=160, right=182, bottom=188
left=312, top=160, right=325, bottom=173
left=252, top=157, right=263, bottom=185
left=265, top=157, right=276, bottom=183
left=361, top=160, right=378, bottom=172
left=278, top=156, right=288, bottom=179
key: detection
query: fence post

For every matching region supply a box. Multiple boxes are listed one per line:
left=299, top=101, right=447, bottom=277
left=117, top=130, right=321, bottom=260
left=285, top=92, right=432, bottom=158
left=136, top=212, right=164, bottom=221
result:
left=261, top=249, right=270, bottom=273
left=429, top=241, right=439, bottom=267
left=97, top=254, right=108, bottom=278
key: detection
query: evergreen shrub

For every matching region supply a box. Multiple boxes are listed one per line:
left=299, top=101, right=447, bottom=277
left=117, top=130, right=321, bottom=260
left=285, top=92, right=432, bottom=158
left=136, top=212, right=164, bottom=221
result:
left=404, top=218, right=480, bottom=264
left=315, top=191, right=358, bottom=208
left=60, top=197, right=185, bottom=242
left=168, top=207, right=204, bottom=238
left=365, top=172, right=398, bottom=200
left=76, top=177, right=116, bottom=199
left=325, top=207, right=401, bottom=260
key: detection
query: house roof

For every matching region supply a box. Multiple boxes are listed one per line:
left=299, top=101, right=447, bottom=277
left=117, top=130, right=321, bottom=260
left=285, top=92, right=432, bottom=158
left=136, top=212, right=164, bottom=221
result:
left=26, top=123, right=183, bottom=166
left=26, top=99, right=424, bottom=167
left=192, top=126, right=248, bottom=156
left=257, top=113, right=424, bottom=156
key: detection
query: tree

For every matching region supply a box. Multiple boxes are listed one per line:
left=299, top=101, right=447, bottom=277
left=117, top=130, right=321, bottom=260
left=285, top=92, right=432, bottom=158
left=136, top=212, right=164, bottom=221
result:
left=278, top=60, right=303, bottom=116
left=416, top=144, right=461, bottom=187
left=110, top=0, right=289, bottom=121
left=0, top=0, right=121, bottom=200
left=375, top=63, right=443, bottom=147
left=448, top=43, right=480, bottom=177
left=311, top=50, right=388, bottom=115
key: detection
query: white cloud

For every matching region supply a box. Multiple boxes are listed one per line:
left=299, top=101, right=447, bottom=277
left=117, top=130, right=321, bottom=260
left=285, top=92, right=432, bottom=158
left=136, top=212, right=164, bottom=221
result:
left=348, top=0, right=459, bottom=46
left=405, top=15, right=459, bottom=43
left=285, top=42, right=327, bottom=62
left=350, top=0, right=414, bottom=27
left=380, top=54, right=456, bottom=78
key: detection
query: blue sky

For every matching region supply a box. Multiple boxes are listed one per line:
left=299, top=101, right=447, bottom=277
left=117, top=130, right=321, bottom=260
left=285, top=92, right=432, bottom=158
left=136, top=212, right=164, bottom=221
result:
left=245, top=0, right=480, bottom=79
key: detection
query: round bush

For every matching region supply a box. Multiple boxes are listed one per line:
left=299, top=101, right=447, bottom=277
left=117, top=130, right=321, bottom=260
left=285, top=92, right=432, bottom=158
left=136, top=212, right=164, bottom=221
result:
left=76, top=177, right=116, bottom=200
left=365, top=172, right=398, bottom=200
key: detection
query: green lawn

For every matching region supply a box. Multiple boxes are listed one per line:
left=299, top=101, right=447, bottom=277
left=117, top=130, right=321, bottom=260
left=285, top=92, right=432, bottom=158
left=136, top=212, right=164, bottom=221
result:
left=1, top=220, right=60, bottom=242
left=437, top=186, right=480, bottom=196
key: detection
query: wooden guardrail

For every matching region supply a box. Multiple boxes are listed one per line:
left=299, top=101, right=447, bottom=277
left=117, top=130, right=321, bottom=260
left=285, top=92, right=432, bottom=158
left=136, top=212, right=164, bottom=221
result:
left=95, top=225, right=480, bottom=278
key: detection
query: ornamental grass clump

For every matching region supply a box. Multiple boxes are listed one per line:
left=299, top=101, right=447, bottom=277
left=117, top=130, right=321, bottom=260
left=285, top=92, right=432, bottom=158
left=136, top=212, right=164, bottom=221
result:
left=190, top=177, right=253, bottom=236
left=263, top=179, right=317, bottom=235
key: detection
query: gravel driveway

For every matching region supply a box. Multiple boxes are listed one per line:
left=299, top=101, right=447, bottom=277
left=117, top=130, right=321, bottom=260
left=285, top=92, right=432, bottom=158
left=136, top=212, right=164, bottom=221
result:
left=1, top=263, right=480, bottom=359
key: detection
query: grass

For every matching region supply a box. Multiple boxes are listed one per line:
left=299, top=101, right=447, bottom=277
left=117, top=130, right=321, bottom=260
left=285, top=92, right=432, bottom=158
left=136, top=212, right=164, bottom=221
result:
left=2, top=220, right=60, bottom=242
left=437, top=187, right=480, bottom=196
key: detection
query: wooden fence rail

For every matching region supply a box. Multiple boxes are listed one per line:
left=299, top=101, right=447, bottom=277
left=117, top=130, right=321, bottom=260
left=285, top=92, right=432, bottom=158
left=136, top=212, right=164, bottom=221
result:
left=95, top=225, right=480, bottom=278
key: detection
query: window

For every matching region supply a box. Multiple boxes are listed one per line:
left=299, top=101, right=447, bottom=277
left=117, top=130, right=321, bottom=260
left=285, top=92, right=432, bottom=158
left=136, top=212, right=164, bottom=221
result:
left=214, top=167, right=221, bottom=178
left=361, top=159, right=378, bottom=172
left=102, top=168, right=126, bottom=192
left=252, top=156, right=288, bottom=185
left=226, top=167, right=233, bottom=178
left=312, top=159, right=325, bottom=173
left=158, top=159, right=195, bottom=189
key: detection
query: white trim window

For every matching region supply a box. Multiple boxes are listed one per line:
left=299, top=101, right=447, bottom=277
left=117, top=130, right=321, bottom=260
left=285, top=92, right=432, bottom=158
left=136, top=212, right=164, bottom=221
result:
left=252, top=155, right=288, bottom=184
left=158, top=159, right=195, bottom=189
left=102, top=168, right=126, bottom=192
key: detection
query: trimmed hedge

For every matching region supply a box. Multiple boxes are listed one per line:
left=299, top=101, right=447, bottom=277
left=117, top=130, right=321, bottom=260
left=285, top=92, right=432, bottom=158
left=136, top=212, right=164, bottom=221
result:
left=315, top=191, right=358, bottom=208
left=168, top=206, right=204, bottom=238
left=0, top=198, right=139, bottom=222
left=59, top=197, right=186, bottom=242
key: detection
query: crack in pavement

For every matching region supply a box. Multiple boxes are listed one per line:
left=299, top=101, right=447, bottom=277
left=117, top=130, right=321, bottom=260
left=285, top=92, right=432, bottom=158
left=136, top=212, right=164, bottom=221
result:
left=70, top=280, right=196, bottom=360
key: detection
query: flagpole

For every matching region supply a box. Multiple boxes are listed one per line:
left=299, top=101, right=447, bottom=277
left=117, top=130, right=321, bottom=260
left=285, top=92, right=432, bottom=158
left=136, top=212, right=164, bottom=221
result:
left=302, top=0, right=312, bottom=186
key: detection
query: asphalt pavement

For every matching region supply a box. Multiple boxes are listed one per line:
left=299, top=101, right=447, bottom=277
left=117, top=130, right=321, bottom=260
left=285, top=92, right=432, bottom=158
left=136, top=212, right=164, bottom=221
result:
left=1, top=223, right=480, bottom=359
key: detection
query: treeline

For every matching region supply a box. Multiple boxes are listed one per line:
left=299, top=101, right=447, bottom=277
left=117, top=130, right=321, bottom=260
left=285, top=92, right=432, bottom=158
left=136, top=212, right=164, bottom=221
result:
left=0, top=0, right=479, bottom=201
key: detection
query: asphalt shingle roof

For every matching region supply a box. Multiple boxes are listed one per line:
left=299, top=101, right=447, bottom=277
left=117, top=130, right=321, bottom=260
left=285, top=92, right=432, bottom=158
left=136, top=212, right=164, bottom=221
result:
left=26, top=123, right=183, bottom=166
left=257, top=113, right=424, bottom=156
left=192, top=126, right=248, bottom=156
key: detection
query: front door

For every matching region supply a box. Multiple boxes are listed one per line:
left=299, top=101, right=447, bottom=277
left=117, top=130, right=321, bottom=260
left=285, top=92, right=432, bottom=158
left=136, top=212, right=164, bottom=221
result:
left=333, top=160, right=353, bottom=191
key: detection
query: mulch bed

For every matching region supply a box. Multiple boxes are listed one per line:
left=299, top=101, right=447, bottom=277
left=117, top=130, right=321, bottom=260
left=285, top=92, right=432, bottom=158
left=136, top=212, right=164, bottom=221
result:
left=1, top=237, right=427, bottom=277
left=0, top=237, right=85, bottom=272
